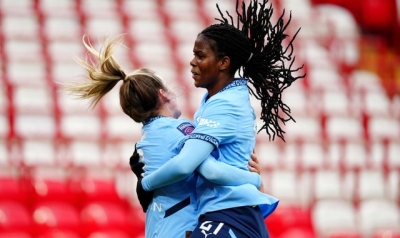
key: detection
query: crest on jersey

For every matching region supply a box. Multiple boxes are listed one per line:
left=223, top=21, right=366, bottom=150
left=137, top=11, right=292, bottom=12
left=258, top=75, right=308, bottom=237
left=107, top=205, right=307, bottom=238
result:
left=177, top=122, right=194, bottom=135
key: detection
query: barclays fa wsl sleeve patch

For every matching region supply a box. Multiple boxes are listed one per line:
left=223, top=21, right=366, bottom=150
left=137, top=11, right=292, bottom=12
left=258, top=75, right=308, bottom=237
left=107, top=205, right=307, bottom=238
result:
left=177, top=122, right=195, bottom=135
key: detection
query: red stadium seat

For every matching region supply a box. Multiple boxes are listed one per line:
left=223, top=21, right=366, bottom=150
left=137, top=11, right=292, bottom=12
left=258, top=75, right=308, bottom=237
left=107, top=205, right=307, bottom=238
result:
left=328, top=231, right=363, bottom=238
left=37, top=230, right=81, bottom=238
left=29, top=177, right=80, bottom=207
left=126, top=205, right=146, bottom=237
left=87, top=230, right=132, bottom=238
left=32, top=201, right=81, bottom=237
left=79, top=177, right=121, bottom=204
left=0, top=232, right=32, bottom=238
left=265, top=204, right=314, bottom=237
left=0, top=201, right=32, bottom=233
left=360, top=0, right=396, bottom=33
left=0, top=177, right=29, bottom=203
left=279, top=227, right=316, bottom=238
left=80, top=201, right=130, bottom=237
left=373, top=229, right=400, bottom=238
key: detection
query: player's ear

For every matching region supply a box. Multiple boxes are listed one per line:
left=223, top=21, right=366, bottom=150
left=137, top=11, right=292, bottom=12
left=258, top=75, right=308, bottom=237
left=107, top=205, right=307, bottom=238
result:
left=218, top=56, right=230, bottom=71
left=158, top=89, right=170, bottom=103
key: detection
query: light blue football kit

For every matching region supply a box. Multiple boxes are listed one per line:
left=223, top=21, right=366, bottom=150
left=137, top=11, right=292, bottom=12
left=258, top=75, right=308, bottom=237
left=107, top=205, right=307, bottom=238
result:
left=137, top=115, right=262, bottom=238
left=141, top=79, right=279, bottom=237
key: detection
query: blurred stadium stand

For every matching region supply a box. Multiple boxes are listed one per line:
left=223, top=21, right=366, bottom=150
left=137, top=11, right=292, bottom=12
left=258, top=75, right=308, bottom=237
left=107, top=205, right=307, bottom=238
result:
left=0, top=0, right=399, bottom=237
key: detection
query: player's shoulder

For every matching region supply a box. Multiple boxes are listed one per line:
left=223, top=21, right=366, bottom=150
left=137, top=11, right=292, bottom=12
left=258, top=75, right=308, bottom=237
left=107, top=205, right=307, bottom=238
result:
left=173, top=119, right=195, bottom=136
left=210, top=79, right=248, bottom=103
left=159, top=117, right=195, bottom=136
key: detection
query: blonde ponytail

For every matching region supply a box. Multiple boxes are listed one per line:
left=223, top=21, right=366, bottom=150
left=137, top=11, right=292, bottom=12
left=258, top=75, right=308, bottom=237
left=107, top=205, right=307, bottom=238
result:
left=65, top=35, right=126, bottom=108
left=66, top=35, right=169, bottom=123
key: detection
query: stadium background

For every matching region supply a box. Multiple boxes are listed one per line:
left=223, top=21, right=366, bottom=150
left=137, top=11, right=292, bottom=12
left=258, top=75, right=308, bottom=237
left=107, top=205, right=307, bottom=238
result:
left=0, top=0, right=399, bottom=237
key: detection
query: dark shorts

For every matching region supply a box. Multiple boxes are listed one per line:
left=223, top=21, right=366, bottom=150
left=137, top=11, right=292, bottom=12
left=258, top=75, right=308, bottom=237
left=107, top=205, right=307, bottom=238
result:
left=190, top=206, right=269, bottom=238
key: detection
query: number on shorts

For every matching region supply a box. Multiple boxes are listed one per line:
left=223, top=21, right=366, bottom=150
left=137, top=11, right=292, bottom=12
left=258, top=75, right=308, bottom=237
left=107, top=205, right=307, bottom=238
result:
left=200, top=221, right=225, bottom=235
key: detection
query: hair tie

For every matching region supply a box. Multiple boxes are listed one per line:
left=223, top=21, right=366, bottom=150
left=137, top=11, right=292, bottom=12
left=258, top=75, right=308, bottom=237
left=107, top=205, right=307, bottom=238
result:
left=123, top=75, right=129, bottom=82
left=246, top=53, right=253, bottom=64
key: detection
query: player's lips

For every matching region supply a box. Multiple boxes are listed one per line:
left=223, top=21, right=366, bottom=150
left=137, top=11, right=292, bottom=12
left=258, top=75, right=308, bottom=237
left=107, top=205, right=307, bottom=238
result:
left=191, top=71, right=199, bottom=79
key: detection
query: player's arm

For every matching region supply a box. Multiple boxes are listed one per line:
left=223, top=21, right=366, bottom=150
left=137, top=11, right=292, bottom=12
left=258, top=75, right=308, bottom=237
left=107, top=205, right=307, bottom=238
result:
left=196, top=156, right=261, bottom=188
left=141, top=138, right=214, bottom=191
left=141, top=99, right=241, bottom=191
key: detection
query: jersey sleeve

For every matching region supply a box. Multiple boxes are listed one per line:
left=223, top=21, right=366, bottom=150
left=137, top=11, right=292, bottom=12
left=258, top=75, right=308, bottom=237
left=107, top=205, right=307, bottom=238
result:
left=189, top=98, right=237, bottom=147
left=168, top=120, right=195, bottom=153
left=196, top=157, right=261, bottom=188
left=141, top=138, right=215, bottom=191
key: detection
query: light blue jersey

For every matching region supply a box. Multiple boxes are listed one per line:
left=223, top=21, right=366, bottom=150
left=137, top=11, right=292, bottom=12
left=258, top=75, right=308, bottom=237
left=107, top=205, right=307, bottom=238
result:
left=137, top=116, right=198, bottom=237
left=189, top=79, right=279, bottom=218
left=137, top=115, right=263, bottom=237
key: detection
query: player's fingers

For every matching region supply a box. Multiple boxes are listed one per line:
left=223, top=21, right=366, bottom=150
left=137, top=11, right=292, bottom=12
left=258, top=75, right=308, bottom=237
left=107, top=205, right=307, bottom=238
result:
left=250, top=152, right=259, bottom=164
left=248, top=165, right=257, bottom=173
left=248, top=159, right=261, bottom=174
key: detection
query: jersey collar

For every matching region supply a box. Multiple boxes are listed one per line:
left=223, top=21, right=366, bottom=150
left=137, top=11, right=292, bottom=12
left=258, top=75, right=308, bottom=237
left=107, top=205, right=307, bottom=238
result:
left=219, top=78, right=248, bottom=93
left=143, top=115, right=165, bottom=125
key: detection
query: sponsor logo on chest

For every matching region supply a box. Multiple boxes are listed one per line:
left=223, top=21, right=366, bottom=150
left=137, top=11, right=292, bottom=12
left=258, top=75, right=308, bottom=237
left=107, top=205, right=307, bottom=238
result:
left=196, top=117, right=220, bottom=128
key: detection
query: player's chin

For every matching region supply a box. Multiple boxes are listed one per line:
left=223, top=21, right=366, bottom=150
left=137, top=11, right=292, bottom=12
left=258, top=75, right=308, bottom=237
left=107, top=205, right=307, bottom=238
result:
left=193, top=80, right=204, bottom=88
left=173, top=110, right=181, bottom=119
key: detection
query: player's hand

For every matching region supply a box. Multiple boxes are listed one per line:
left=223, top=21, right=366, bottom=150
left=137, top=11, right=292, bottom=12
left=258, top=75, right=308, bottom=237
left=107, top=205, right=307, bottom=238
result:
left=129, top=144, right=144, bottom=178
left=136, top=177, right=154, bottom=213
left=248, top=150, right=261, bottom=175
left=129, top=144, right=154, bottom=213
left=248, top=150, right=266, bottom=192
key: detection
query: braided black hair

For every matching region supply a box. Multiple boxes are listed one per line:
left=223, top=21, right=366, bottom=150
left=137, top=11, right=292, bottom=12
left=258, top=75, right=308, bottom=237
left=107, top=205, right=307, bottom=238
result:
left=199, top=0, right=304, bottom=141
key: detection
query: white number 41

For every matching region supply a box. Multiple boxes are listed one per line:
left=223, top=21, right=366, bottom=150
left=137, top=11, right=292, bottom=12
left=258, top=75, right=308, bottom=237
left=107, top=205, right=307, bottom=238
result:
left=200, top=221, right=225, bottom=237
